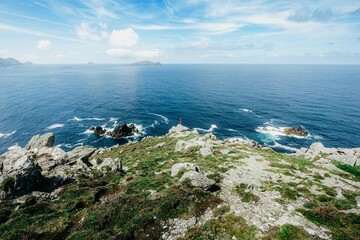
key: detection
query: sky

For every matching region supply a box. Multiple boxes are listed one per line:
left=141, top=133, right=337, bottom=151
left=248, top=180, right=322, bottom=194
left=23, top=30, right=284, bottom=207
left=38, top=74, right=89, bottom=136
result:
left=0, top=0, right=360, bottom=64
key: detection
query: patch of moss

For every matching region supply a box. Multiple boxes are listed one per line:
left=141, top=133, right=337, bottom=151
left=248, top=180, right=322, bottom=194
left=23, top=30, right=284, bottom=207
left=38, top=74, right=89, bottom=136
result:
left=182, top=214, right=258, bottom=240
left=234, top=183, right=260, bottom=203
left=334, top=161, right=360, bottom=178
left=277, top=224, right=314, bottom=240
left=298, top=205, right=360, bottom=240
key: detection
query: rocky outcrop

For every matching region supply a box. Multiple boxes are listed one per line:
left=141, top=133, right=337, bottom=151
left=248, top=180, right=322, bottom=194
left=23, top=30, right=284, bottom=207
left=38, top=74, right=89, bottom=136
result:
left=296, top=142, right=360, bottom=166
left=89, top=124, right=141, bottom=138
left=284, top=126, right=308, bottom=137
left=0, top=133, right=124, bottom=200
left=180, top=171, right=217, bottom=191
left=90, top=126, right=106, bottom=136
left=25, top=133, right=55, bottom=150
left=171, top=163, right=204, bottom=176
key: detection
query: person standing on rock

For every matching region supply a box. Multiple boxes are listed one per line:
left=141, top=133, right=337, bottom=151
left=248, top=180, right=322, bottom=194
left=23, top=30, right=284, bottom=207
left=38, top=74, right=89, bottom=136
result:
left=180, top=118, right=182, bottom=125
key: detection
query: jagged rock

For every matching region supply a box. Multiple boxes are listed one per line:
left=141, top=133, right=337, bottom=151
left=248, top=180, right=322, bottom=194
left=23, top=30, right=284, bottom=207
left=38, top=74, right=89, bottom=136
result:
left=90, top=157, right=123, bottom=173
left=171, top=163, right=204, bottom=177
left=107, top=124, right=140, bottom=138
left=90, top=126, right=106, bottom=135
left=25, top=133, right=55, bottom=150
left=168, top=124, right=189, bottom=134
left=284, top=127, right=308, bottom=137
left=35, top=147, right=67, bottom=174
left=0, top=155, right=43, bottom=197
left=180, top=170, right=216, bottom=191
left=67, top=146, right=96, bottom=161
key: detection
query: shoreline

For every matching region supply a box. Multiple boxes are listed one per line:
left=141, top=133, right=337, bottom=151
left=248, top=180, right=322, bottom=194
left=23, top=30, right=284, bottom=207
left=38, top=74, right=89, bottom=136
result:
left=0, top=124, right=359, bottom=239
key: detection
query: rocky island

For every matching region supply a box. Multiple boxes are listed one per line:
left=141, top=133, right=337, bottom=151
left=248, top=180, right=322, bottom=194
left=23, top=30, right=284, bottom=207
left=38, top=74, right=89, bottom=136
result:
left=0, top=125, right=359, bottom=239
left=0, top=57, right=33, bottom=67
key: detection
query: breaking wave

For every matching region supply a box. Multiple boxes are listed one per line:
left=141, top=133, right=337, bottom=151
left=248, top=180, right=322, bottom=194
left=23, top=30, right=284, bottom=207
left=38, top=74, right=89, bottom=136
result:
left=72, top=116, right=105, bottom=121
left=0, top=131, right=16, bottom=139
left=148, top=113, right=169, bottom=124
left=46, top=123, right=64, bottom=130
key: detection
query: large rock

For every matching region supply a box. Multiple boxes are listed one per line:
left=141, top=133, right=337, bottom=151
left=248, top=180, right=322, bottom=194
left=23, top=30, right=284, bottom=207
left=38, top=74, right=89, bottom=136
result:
left=175, top=140, right=198, bottom=153
left=90, top=158, right=124, bottom=173
left=284, top=127, right=308, bottom=137
left=35, top=147, right=67, bottom=174
left=0, top=154, right=43, bottom=197
left=309, top=142, right=325, bottom=152
left=107, top=124, right=140, bottom=138
left=171, top=163, right=204, bottom=177
left=90, top=126, right=106, bottom=136
left=180, top=171, right=216, bottom=191
left=168, top=124, right=189, bottom=134
left=25, top=133, right=55, bottom=150
left=67, top=146, right=96, bottom=161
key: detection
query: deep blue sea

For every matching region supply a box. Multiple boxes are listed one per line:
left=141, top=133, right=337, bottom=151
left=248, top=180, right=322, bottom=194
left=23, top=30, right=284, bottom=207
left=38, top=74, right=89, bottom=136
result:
left=0, top=64, right=359, bottom=154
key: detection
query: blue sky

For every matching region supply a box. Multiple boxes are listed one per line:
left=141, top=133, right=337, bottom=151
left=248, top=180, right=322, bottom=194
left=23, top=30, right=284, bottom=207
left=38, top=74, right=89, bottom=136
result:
left=0, top=0, right=360, bottom=64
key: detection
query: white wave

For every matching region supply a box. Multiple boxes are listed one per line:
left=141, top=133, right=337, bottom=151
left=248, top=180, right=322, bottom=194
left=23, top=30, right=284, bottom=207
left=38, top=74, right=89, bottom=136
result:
left=256, top=126, right=308, bottom=139
left=241, top=108, right=253, bottom=113
left=148, top=113, right=169, bottom=124
left=46, top=123, right=64, bottom=130
left=149, top=120, right=160, bottom=128
left=72, top=116, right=105, bottom=121
left=8, top=143, right=21, bottom=151
left=271, top=141, right=299, bottom=152
left=0, top=131, right=16, bottom=138
left=194, top=124, right=218, bottom=133
left=56, top=142, right=84, bottom=148
left=227, top=128, right=239, bottom=132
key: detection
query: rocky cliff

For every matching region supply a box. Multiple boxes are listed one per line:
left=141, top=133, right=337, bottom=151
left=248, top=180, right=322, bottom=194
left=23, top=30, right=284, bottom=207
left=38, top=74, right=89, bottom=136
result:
left=0, top=125, right=359, bottom=239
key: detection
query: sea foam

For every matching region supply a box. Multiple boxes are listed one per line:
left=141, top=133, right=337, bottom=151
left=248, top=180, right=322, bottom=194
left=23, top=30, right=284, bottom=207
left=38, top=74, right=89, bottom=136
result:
left=0, top=131, right=16, bottom=138
left=46, top=123, right=64, bottom=130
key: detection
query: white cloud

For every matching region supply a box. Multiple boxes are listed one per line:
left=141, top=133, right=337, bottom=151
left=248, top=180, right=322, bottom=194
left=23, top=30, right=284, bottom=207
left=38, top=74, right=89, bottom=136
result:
left=109, top=28, right=139, bottom=47
left=76, top=22, right=107, bottom=41
left=106, top=48, right=159, bottom=58
left=37, top=40, right=51, bottom=50
left=0, top=49, right=8, bottom=57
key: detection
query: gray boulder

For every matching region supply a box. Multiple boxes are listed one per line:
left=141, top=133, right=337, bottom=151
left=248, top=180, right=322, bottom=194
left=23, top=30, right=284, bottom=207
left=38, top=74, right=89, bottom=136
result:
left=67, top=146, right=96, bottom=162
left=171, top=163, right=204, bottom=177
left=0, top=155, right=43, bottom=197
left=25, top=133, right=55, bottom=150
left=175, top=140, right=198, bottom=153
left=168, top=124, right=189, bottom=134
left=180, top=170, right=216, bottom=191
left=309, top=142, right=325, bottom=152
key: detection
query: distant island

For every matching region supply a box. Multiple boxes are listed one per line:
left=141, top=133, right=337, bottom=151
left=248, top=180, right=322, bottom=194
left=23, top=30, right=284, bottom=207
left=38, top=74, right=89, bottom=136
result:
left=132, top=61, right=161, bottom=66
left=88, top=61, right=94, bottom=64
left=0, top=57, right=33, bottom=67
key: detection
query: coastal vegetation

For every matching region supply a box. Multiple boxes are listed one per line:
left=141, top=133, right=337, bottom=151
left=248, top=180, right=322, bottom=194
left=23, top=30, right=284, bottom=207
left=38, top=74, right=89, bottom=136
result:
left=0, top=125, right=359, bottom=239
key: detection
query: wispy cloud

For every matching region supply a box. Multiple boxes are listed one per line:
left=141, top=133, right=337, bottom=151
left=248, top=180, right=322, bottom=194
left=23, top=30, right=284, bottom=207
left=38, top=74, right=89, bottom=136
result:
left=0, top=22, right=81, bottom=42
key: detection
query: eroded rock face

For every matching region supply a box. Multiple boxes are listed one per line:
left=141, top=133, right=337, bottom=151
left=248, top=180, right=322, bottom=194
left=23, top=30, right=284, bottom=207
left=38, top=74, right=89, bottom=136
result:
left=284, top=127, right=308, bottom=137
left=0, top=133, right=124, bottom=200
left=25, top=133, right=55, bottom=150
left=295, top=142, right=360, bottom=166
left=0, top=154, right=43, bottom=197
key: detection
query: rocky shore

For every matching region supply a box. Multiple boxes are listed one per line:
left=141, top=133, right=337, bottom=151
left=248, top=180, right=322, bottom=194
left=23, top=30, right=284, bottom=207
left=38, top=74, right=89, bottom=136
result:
left=0, top=125, right=359, bottom=239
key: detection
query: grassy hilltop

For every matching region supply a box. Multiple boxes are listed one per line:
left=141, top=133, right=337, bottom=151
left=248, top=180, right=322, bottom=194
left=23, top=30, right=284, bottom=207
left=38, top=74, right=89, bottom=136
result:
left=0, top=125, right=359, bottom=240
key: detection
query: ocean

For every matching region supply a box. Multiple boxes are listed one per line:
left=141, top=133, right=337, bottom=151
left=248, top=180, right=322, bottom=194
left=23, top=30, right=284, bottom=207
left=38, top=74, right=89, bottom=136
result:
left=0, top=64, right=359, bottom=154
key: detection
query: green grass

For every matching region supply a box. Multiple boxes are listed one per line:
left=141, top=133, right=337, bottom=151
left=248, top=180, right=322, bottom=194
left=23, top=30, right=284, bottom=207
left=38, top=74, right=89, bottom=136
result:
left=182, top=214, right=258, bottom=240
left=334, top=161, right=360, bottom=178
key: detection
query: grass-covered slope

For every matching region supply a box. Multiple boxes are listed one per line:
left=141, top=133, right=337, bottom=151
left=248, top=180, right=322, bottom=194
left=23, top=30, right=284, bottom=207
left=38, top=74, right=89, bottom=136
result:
left=0, top=126, right=359, bottom=240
